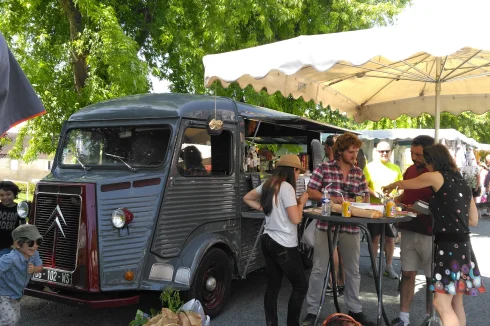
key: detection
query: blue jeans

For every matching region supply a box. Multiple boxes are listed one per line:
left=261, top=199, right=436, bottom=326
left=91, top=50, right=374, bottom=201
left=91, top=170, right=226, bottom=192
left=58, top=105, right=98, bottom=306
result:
left=260, top=233, right=308, bottom=326
left=0, top=248, right=12, bottom=258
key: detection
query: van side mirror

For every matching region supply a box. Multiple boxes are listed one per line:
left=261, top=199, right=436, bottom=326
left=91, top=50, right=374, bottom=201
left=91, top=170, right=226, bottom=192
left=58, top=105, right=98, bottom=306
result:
left=207, top=115, right=223, bottom=135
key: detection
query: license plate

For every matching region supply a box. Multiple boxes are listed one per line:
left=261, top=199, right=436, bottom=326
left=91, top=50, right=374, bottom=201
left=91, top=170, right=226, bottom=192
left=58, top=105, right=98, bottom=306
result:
left=33, top=269, right=72, bottom=285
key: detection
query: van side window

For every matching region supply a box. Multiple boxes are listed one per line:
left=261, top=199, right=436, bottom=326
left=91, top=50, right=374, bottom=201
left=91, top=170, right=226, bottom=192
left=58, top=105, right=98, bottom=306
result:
left=178, top=127, right=232, bottom=177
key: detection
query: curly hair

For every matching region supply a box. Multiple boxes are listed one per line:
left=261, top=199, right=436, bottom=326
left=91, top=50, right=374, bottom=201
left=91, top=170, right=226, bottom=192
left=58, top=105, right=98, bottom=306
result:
left=423, top=144, right=458, bottom=173
left=332, top=132, right=362, bottom=160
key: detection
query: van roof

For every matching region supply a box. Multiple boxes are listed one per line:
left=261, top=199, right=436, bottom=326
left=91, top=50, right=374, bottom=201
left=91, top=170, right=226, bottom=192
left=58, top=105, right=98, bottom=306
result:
left=68, top=93, right=354, bottom=133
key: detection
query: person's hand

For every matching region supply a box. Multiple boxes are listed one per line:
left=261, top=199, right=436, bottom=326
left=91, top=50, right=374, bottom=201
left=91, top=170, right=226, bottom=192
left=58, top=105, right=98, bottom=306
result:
left=382, top=183, right=396, bottom=195
left=298, top=192, right=309, bottom=205
left=28, top=263, right=34, bottom=274
left=331, top=196, right=343, bottom=204
left=403, top=205, right=420, bottom=215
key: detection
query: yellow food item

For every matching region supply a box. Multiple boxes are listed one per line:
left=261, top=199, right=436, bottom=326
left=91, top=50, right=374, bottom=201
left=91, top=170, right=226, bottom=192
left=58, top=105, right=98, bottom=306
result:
left=332, top=203, right=383, bottom=219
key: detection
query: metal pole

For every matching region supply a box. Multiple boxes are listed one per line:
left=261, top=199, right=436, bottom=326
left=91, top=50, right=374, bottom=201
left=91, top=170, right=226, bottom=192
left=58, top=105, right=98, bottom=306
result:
left=377, top=229, right=385, bottom=326
left=314, top=225, right=339, bottom=326
left=360, top=225, right=390, bottom=326
left=435, top=57, right=442, bottom=143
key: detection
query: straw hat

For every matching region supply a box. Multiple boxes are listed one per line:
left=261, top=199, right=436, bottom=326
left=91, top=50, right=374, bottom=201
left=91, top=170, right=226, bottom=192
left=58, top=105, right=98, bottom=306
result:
left=276, top=154, right=306, bottom=173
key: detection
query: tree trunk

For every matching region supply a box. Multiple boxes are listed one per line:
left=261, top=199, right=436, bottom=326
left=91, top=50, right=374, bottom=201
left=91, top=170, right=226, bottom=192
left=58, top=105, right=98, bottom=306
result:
left=59, top=0, right=88, bottom=94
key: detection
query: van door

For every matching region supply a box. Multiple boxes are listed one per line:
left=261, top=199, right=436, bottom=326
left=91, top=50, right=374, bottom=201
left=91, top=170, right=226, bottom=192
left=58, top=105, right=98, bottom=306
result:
left=151, top=120, right=239, bottom=258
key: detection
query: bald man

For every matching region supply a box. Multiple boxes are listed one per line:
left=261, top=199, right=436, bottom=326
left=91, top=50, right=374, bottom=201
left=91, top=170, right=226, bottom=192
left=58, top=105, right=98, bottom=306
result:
left=363, top=141, right=403, bottom=279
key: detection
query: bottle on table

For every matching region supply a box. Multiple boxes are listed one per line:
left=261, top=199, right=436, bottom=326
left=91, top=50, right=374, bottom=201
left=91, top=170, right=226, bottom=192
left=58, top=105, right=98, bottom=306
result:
left=385, top=197, right=396, bottom=217
left=321, top=187, right=331, bottom=216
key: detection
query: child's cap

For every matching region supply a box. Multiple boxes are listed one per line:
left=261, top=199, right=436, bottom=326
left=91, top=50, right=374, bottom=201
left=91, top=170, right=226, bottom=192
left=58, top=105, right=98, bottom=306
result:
left=12, top=224, right=42, bottom=242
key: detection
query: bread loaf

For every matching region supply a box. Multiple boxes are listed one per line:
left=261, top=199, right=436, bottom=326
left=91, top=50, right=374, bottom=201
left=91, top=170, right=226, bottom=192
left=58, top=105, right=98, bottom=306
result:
left=331, top=203, right=383, bottom=219
left=178, top=311, right=202, bottom=326
left=160, top=308, right=180, bottom=325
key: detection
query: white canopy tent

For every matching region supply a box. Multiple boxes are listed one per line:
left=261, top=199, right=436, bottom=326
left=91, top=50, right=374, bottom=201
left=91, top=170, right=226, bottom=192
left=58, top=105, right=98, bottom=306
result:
left=358, top=129, right=479, bottom=173
left=203, top=1, right=490, bottom=141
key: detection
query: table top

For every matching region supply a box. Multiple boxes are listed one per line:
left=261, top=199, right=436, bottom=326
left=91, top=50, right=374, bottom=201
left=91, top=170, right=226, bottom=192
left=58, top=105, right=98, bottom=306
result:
left=303, top=208, right=414, bottom=225
left=243, top=209, right=414, bottom=224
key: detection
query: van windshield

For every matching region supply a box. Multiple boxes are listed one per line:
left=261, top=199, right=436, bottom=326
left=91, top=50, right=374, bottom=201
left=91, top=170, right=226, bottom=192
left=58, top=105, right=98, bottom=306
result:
left=60, top=126, right=171, bottom=169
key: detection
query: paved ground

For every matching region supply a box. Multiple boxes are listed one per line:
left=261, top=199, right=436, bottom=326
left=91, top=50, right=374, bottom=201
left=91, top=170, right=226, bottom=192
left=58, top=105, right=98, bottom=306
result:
left=21, top=218, right=490, bottom=325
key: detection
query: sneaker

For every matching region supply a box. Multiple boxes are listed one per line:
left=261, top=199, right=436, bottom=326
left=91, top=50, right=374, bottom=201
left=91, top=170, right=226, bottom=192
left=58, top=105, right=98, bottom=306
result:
left=302, top=314, right=317, bottom=326
left=348, top=311, right=376, bottom=326
left=338, top=285, right=345, bottom=295
left=391, top=317, right=410, bottom=326
left=384, top=265, right=399, bottom=279
left=326, top=289, right=344, bottom=297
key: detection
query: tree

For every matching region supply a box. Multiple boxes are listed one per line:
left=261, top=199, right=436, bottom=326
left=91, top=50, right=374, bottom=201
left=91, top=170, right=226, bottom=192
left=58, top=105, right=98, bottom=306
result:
left=0, top=0, right=408, bottom=160
left=0, top=0, right=149, bottom=161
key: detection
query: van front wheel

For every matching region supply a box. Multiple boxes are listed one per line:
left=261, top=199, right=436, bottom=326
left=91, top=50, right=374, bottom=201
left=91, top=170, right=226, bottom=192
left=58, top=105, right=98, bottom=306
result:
left=190, top=248, right=231, bottom=317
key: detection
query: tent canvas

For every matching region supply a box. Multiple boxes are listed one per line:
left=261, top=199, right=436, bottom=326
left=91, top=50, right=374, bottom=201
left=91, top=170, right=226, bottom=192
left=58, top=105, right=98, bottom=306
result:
left=359, top=128, right=479, bottom=173
left=203, top=1, right=490, bottom=141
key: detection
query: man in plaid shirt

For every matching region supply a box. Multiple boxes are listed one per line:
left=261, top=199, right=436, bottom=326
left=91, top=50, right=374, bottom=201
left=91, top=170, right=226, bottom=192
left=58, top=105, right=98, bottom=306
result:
left=303, top=133, right=374, bottom=326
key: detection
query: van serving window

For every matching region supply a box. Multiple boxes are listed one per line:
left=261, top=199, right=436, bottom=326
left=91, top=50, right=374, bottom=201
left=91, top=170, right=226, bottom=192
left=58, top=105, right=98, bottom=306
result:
left=178, top=127, right=232, bottom=177
left=60, top=126, right=171, bottom=169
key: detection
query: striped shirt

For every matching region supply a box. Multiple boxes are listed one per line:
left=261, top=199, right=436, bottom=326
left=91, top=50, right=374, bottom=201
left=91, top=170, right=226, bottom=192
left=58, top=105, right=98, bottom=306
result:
left=308, top=160, right=368, bottom=234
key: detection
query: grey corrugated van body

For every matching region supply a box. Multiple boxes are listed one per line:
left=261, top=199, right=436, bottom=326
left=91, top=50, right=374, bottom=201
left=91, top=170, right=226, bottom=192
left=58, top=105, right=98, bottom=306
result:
left=25, top=93, right=350, bottom=316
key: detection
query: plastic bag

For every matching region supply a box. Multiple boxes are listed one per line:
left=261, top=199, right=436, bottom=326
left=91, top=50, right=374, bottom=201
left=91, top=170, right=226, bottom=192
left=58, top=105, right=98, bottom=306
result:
left=180, top=299, right=210, bottom=326
left=301, top=219, right=316, bottom=247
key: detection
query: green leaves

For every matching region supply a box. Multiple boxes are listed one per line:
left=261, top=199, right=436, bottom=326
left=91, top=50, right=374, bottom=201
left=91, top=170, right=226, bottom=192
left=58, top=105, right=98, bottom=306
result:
left=0, top=0, right=409, bottom=160
left=1, top=0, right=148, bottom=162
left=128, top=310, right=150, bottom=326
left=160, top=287, right=184, bottom=313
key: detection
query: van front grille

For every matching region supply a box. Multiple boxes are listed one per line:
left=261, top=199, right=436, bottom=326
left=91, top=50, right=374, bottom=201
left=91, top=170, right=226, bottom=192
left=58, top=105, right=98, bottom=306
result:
left=34, top=192, right=81, bottom=271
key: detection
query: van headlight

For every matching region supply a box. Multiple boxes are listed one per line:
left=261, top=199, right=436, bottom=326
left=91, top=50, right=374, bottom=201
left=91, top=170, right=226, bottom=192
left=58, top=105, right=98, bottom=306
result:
left=111, top=208, right=133, bottom=229
left=17, top=201, right=29, bottom=219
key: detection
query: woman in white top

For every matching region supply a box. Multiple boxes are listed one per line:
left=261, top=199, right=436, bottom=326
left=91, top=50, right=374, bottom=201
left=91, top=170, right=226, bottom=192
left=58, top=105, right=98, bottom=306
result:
left=244, top=154, right=309, bottom=326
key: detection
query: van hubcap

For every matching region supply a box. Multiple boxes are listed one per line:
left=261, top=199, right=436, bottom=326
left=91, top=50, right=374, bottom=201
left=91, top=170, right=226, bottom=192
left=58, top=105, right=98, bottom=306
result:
left=205, top=276, right=217, bottom=291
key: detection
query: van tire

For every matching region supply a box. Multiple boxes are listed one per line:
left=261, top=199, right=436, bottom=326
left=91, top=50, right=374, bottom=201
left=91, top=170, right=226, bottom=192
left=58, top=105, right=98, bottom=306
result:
left=190, top=248, right=231, bottom=317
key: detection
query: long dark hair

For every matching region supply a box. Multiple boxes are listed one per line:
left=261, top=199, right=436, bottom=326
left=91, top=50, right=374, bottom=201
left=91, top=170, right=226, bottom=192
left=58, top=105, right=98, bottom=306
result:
left=260, top=166, right=297, bottom=215
left=423, top=144, right=458, bottom=173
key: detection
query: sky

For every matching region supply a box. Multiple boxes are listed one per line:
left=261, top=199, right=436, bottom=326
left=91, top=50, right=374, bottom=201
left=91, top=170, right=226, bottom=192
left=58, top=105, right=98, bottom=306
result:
left=395, top=0, right=488, bottom=26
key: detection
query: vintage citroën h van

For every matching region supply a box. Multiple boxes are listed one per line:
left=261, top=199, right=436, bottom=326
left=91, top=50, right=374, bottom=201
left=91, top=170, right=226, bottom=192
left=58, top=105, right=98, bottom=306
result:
left=22, top=93, right=350, bottom=316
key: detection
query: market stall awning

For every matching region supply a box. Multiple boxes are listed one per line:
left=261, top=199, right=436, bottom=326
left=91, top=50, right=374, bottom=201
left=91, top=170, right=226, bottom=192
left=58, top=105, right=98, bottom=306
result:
left=358, top=129, right=478, bottom=147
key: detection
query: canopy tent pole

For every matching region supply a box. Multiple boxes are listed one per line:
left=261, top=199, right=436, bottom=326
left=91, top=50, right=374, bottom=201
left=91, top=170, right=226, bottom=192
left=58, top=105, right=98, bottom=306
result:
left=434, top=57, right=442, bottom=143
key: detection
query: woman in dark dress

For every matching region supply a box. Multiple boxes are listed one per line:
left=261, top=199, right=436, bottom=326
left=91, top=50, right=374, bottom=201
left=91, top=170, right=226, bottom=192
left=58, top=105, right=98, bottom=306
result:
left=383, top=144, right=485, bottom=326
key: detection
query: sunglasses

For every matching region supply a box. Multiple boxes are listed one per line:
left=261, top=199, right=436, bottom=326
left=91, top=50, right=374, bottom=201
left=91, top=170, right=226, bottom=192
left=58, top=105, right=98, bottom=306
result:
left=21, top=239, right=43, bottom=247
left=378, top=150, right=390, bottom=154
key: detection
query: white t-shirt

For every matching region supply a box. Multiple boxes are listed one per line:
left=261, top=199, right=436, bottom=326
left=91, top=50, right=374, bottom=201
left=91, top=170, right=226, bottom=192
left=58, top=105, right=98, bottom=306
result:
left=256, top=181, right=298, bottom=247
